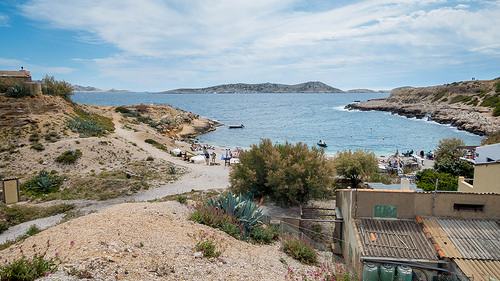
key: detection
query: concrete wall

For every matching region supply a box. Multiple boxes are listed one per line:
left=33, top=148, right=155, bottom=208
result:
left=472, top=162, right=500, bottom=193
left=346, top=189, right=500, bottom=219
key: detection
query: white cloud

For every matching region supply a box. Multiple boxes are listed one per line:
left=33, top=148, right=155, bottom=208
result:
left=0, top=14, right=8, bottom=26
left=17, top=0, right=500, bottom=90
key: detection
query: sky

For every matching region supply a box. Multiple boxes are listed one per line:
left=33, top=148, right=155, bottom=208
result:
left=0, top=0, right=499, bottom=92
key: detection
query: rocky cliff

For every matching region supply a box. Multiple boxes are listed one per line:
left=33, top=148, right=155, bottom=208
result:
left=162, top=81, right=344, bottom=93
left=346, top=79, right=500, bottom=136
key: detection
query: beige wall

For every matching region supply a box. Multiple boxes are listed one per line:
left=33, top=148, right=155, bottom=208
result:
left=470, top=162, right=500, bottom=193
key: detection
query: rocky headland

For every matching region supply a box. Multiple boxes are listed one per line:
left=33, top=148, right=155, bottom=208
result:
left=346, top=79, right=500, bottom=136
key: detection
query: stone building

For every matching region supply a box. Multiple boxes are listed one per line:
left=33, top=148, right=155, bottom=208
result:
left=0, top=69, right=42, bottom=95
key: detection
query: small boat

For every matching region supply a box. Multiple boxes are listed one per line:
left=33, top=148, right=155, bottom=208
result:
left=228, top=124, right=244, bottom=129
left=317, top=140, right=327, bottom=147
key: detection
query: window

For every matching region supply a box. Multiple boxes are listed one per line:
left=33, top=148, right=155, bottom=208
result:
left=453, top=203, right=484, bottom=212
left=374, top=205, right=397, bottom=218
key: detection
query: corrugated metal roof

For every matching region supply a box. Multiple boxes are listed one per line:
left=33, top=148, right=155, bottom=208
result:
left=453, top=259, right=500, bottom=281
left=437, top=218, right=500, bottom=260
left=355, top=218, right=439, bottom=261
left=422, top=217, right=463, bottom=258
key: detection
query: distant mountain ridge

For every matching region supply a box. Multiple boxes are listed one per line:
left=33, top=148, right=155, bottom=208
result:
left=71, top=84, right=130, bottom=93
left=161, top=81, right=344, bottom=93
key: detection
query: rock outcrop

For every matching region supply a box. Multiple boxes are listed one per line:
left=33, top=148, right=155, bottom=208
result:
left=346, top=79, right=500, bottom=136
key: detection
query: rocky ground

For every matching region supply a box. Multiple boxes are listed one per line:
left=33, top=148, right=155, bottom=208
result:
left=1, top=202, right=318, bottom=281
left=0, top=95, right=327, bottom=280
left=346, top=79, right=500, bottom=136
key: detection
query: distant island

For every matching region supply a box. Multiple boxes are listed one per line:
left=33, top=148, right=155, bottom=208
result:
left=160, top=81, right=346, bottom=94
left=71, top=84, right=131, bottom=93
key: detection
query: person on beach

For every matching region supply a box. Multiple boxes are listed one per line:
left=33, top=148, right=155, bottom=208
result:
left=203, top=147, right=210, bottom=165
left=211, top=152, right=216, bottom=165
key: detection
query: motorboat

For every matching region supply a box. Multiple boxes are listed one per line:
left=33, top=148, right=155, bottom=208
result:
left=228, top=124, right=244, bottom=129
left=317, top=140, right=327, bottom=147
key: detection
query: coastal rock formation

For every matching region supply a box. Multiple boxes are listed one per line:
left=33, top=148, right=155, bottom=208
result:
left=346, top=79, right=500, bottom=136
left=162, top=81, right=344, bottom=93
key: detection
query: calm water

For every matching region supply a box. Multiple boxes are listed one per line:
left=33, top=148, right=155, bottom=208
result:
left=73, top=92, right=483, bottom=156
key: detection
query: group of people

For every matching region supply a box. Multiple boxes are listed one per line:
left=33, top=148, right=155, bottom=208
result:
left=396, top=149, right=434, bottom=160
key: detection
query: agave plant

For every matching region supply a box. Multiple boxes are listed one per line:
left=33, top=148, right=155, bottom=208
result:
left=206, top=191, right=263, bottom=237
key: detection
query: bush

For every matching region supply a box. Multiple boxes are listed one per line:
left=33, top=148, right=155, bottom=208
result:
left=67, top=107, right=114, bottom=137
left=434, top=138, right=465, bottom=162
left=30, top=143, right=45, bottom=151
left=0, top=221, right=8, bottom=234
left=189, top=203, right=243, bottom=238
left=55, top=149, right=82, bottom=164
left=416, top=169, right=457, bottom=191
left=6, top=83, right=33, bottom=98
left=434, top=159, right=474, bottom=178
left=191, top=230, right=226, bottom=258
left=230, top=139, right=334, bottom=207
left=28, top=133, right=40, bottom=142
left=0, top=203, right=73, bottom=228
left=249, top=224, right=280, bottom=244
left=332, top=149, right=378, bottom=188
left=41, top=75, right=73, bottom=101
left=115, top=106, right=132, bottom=114
left=0, top=253, right=59, bottom=280
left=281, top=233, right=317, bottom=265
left=22, top=171, right=63, bottom=195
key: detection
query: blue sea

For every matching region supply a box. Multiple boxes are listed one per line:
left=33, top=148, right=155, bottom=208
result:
left=73, top=92, right=484, bottom=157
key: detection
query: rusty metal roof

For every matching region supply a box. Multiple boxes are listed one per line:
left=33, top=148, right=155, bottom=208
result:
left=453, top=259, right=500, bottom=281
left=355, top=218, right=439, bottom=262
left=423, top=217, right=500, bottom=260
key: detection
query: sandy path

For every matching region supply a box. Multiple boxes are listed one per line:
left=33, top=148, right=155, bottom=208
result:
left=0, top=114, right=231, bottom=244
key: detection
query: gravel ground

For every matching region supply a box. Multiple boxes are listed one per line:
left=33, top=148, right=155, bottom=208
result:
left=1, top=202, right=317, bottom=281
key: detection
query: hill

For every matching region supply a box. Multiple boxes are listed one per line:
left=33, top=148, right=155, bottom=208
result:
left=346, top=79, right=500, bottom=136
left=162, top=81, right=344, bottom=93
left=71, top=84, right=130, bottom=93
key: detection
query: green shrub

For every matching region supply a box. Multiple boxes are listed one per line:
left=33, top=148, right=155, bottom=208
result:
left=495, top=80, right=500, bottom=94
left=6, top=83, right=33, bottom=98
left=24, top=225, right=42, bottom=237
left=192, top=230, right=226, bottom=258
left=55, top=149, right=82, bottom=164
left=28, top=133, right=39, bottom=142
left=176, top=194, right=187, bottom=204
left=230, top=139, right=334, bottom=207
left=145, top=139, right=168, bottom=151
left=433, top=90, right=448, bottom=102
left=481, top=93, right=500, bottom=107
left=0, top=221, right=8, bottom=234
left=30, top=143, right=45, bottom=151
left=67, top=107, right=114, bottom=137
left=44, top=131, right=59, bottom=142
left=41, top=75, right=73, bottom=101
left=493, top=105, right=500, bottom=117
left=189, top=204, right=243, bottom=239
left=450, top=95, right=472, bottom=104
left=281, top=233, right=317, bottom=265
left=22, top=171, right=63, bottom=195
left=249, top=224, right=280, bottom=244
left=115, top=106, right=131, bottom=114
left=0, top=253, right=60, bottom=280
left=0, top=203, right=73, bottom=230
left=416, top=169, right=458, bottom=191
left=434, top=159, right=474, bottom=178
left=333, top=149, right=378, bottom=188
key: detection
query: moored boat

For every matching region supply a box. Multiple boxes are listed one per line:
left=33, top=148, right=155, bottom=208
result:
left=317, top=140, right=327, bottom=147
left=228, top=124, right=244, bottom=129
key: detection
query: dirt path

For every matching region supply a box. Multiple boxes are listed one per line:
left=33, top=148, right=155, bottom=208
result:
left=0, top=114, right=231, bottom=244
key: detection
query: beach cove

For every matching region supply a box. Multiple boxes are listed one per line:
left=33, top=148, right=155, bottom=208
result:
left=73, top=92, right=484, bottom=156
